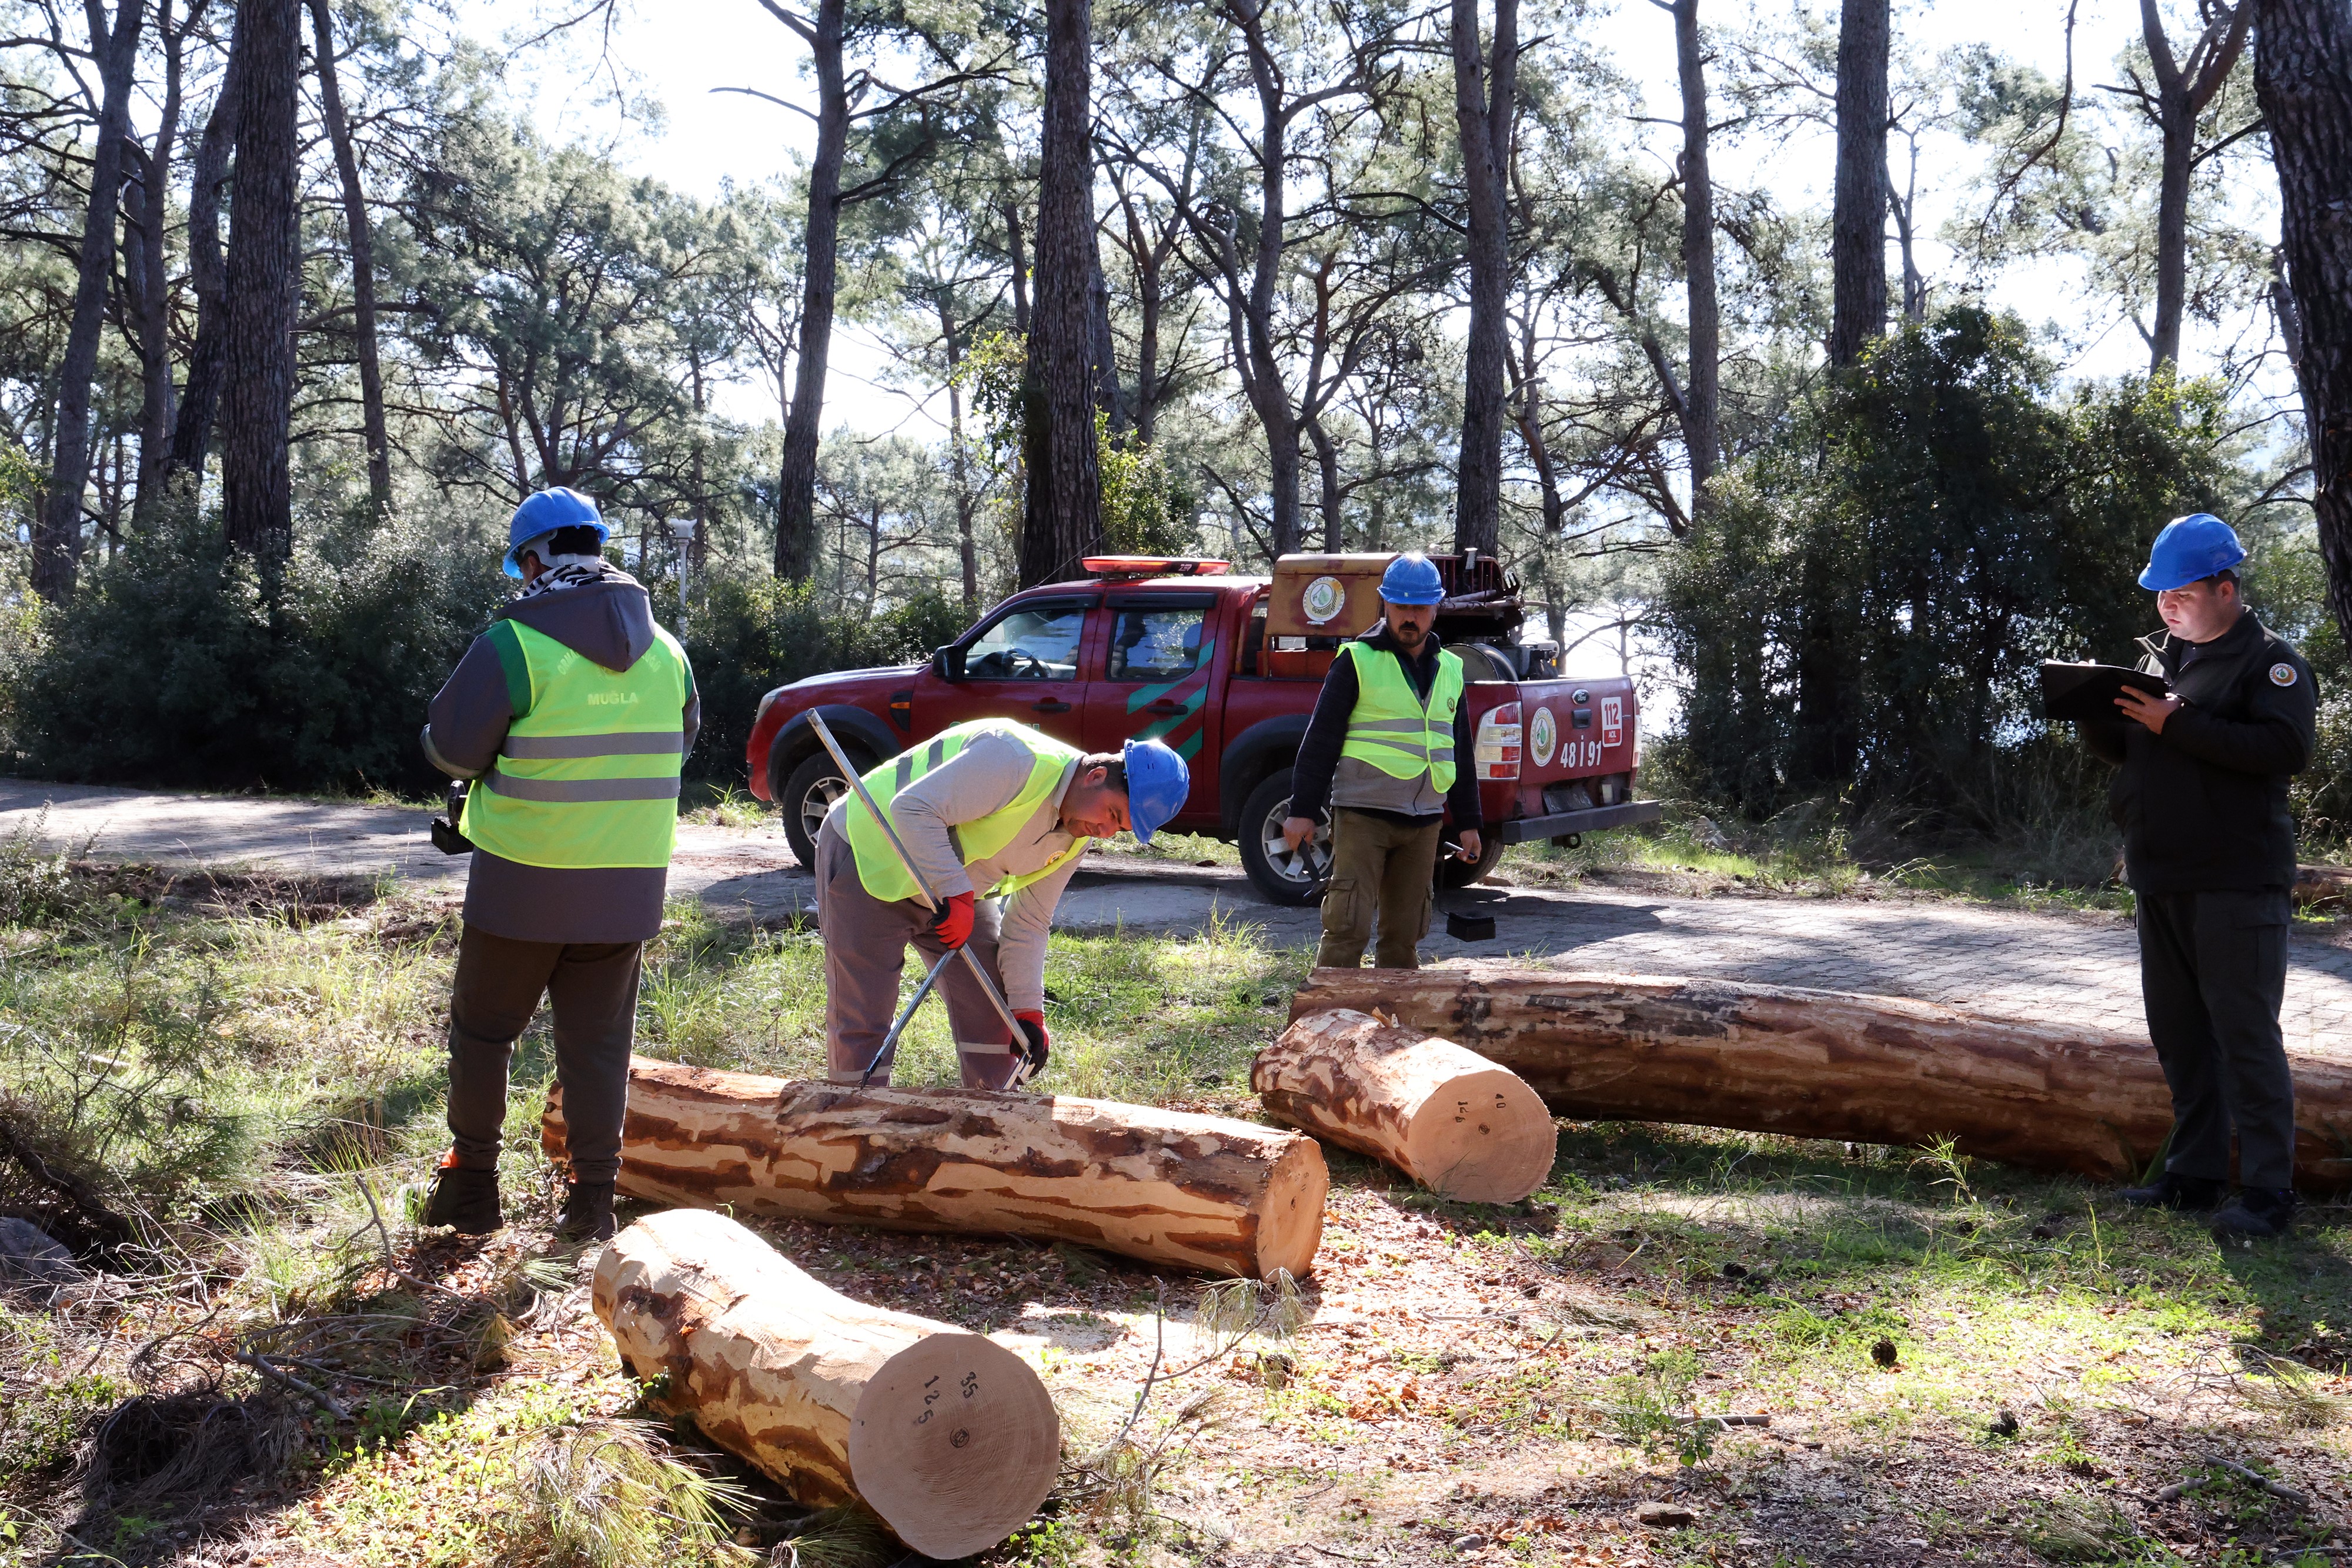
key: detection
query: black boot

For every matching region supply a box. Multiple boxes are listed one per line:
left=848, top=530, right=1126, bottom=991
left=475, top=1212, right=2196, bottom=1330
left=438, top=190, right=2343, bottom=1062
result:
left=2119, top=1171, right=2222, bottom=1211
left=423, top=1162, right=502, bottom=1234
left=2211, top=1187, right=2298, bottom=1239
left=559, top=1182, right=616, bottom=1243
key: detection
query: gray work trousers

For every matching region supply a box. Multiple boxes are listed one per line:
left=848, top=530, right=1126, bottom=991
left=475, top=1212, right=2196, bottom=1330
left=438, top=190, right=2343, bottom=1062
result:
left=2137, top=888, right=2297, bottom=1190
left=816, top=821, right=1020, bottom=1088
left=445, top=924, right=641, bottom=1185
left=1315, top=808, right=1441, bottom=970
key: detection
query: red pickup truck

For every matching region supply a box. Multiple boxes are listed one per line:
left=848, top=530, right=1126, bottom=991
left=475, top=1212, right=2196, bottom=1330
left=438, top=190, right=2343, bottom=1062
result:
left=745, top=553, right=1662, bottom=904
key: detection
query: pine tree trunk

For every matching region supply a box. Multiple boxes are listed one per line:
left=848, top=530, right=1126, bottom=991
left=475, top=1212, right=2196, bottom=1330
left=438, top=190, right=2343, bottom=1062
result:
left=1254, top=1009, right=1556, bottom=1203
left=1669, top=0, right=1719, bottom=512
left=126, top=5, right=184, bottom=534
left=33, top=0, right=146, bottom=601
left=598, top=1209, right=1060, bottom=1559
left=308, top=0, right=391, bottom=515
left=544, top=1057, right=1329, bottom=1278
left=1016, top=0, right=1104, bottom=586
left=775, top=0, right=847, bottom=581
left=1826, top=0, right=1889, bottom=368
left=2146, top=2, right=2251, bottom=373
left=168, top=38, right=242, bottom=486
left=2256, top=0, right=2352, bottom=660
left=219, top=0, right=303, bottom=559
left=1291, top=967, right=2352, bottom=1192
left=1451, top=0, right=1515, bottom=559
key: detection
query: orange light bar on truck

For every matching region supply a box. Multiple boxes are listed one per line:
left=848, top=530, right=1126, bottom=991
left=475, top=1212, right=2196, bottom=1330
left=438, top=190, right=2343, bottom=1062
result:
left=1080, top=556, right=1231, bottom=579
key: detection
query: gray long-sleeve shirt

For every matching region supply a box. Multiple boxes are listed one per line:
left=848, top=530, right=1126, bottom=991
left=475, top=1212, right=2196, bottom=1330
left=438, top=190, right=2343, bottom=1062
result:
left=823, top=729, right=1087, bottom=1012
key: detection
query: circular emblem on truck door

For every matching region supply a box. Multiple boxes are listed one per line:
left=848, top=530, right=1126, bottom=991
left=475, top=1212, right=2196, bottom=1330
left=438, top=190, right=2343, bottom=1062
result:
left=1302, top=575, right=1347, bottom=624
left=2271, top=663, right=2298, bottom=687
left=1530, top=706, right=1558, bottom=766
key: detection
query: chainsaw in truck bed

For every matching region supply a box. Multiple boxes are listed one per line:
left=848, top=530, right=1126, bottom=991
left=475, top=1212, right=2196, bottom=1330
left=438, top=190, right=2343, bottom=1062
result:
left=744, top=552, right=1663, bottom=905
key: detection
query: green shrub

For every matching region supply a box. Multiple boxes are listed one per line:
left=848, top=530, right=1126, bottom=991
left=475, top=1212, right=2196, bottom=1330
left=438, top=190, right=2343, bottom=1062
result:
left=1659, top=307, right=2233, bottom=826
left=18, top=514, right=506, bottom=796
left=684, top=576, right=967, bottom=784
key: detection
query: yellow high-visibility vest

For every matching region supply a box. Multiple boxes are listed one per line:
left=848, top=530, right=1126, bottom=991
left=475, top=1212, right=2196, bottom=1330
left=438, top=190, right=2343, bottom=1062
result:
left=846, top=719, right=1088, bottom=902
left=1338, top=641, right=1462, bottom=793
left=461, top=620, right=690, bottom=868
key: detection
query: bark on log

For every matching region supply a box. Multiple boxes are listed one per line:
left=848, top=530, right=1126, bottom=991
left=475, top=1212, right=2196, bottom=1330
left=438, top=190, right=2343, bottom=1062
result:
left=547, top=1057, right=1327, bottom=1279
left=596, top=1208, right=1058, bottom=1558
left=1253, top=1009, right=1555, bottom=1202
left=1289, top=967, right=2352, bottom=1192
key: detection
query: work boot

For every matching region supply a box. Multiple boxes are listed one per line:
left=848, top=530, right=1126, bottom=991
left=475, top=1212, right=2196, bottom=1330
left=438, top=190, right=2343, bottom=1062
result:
left=2210, top=1188, right=2298, bottom=1240
left=423, top=1159, right=502, bottom=1235
left=2119, top=1171, right=2223, bottom=1211
left=559, top=1182, right=616, bottom=1243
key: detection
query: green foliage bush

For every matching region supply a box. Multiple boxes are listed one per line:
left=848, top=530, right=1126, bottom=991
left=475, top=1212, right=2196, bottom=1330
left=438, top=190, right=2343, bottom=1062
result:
left=13, top=508, right=973, bottom=795
left=17, top=515, right=507, bottom=796
left=1661, top=307, right=2231, bottom=825
left=683, top=576, right=967, bottom=784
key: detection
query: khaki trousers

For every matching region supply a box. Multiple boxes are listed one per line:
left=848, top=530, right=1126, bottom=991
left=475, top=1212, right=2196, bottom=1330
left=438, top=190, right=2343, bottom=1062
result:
left=816, top=820, right=1021, bottom=1088
left=1315, top=808, right=1441, bottom=969
left=445, top=925, right=640, bottom=1185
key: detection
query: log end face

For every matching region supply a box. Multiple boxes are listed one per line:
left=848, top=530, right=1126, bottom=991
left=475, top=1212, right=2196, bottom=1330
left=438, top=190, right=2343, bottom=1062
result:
left=1404, top=1068, right=1557, bottom=1205
left=1252, top=1134, right=1330, bottom=1282
left=848, top=1332, right=1060, bottom=1558
left=542, top=1084, right=569, bottom=1168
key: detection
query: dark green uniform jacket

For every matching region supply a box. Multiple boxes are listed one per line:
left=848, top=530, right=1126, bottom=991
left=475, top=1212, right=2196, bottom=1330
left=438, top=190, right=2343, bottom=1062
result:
left=2079, top=611, right=2316, bottom=893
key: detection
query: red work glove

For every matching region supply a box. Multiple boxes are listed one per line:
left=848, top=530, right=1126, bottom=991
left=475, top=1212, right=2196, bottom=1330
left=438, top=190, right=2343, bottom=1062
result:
left=928, top=891, right=975, bottom=950
left=1013, top=1010, right=1051, bottom=1075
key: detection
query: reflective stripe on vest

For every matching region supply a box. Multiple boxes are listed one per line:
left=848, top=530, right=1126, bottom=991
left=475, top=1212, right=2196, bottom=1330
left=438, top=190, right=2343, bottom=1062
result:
left=845, top=718, right=1088, bottom=903
left=460, top=620, right=689, bottom=869
left=1337, top=641, right=1464, bottom=793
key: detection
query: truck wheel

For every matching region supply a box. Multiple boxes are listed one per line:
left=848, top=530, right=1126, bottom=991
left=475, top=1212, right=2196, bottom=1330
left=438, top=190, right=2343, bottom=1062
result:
left=1434, top=831, right=1506, bottom=889
left=779, top=747, right=866, bottom=872
left=1238, top=774, right=1331, bottom=907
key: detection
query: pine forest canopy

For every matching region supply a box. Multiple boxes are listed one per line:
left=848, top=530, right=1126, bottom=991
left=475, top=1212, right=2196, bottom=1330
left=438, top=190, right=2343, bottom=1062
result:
left=1, top=0, right=2348, bottom=819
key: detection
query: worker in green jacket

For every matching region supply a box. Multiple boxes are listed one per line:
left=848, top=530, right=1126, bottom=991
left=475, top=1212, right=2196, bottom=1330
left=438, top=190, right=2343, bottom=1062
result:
left=417, top=489, right=699, bottom=1243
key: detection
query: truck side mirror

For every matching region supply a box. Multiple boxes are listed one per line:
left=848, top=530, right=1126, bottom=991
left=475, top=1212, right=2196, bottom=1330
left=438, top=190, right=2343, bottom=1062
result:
left=933, top=646, right=965, bottom=681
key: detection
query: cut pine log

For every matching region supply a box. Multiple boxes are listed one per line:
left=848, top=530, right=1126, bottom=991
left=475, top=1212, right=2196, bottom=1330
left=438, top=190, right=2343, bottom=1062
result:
left=1289, top=966, right=2352, bottom=1192
left=1252, top=1009, right=1555, bottom=1202
left=546, top=1057, right=1327, bottom=1279
left=596, top=1208, right=1058, bottom=1558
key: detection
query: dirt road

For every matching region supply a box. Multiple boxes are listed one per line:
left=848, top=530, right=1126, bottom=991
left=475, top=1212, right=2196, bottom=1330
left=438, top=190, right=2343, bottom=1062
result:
left=11, top=776, right=2352, bottom=1049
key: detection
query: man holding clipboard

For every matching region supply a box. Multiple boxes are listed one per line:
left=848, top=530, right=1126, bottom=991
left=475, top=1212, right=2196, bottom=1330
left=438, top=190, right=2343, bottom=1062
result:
left=2066, top=514, right=2316, bottom=1238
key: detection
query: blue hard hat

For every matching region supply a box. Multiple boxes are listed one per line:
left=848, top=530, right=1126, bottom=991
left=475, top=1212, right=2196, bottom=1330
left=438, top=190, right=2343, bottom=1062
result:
left=503, top=487, right=609, bottom=579
left=1121, top=738, right=1190, bottom=845
left=2139, top=513, right=2245, bottom=591
left=1379, top=551, right=1445, bottom=606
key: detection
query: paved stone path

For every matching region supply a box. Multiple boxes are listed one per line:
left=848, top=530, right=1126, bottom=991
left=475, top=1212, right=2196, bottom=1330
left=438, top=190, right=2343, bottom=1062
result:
left=10, top=778, right=2352, bottom=1049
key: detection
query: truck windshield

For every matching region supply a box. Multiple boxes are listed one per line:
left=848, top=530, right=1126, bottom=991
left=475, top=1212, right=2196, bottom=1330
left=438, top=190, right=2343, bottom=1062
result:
left=965, top=606, right=1085, bottom=680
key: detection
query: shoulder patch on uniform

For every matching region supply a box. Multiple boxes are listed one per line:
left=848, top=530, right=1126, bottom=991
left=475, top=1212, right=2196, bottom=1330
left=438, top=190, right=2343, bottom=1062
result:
left=2270, top=663, right=2298, bottom=687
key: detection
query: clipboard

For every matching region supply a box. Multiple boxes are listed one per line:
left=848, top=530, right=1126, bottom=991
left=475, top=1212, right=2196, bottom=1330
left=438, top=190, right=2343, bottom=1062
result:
left=2040, top=661, right=2170, bottom=722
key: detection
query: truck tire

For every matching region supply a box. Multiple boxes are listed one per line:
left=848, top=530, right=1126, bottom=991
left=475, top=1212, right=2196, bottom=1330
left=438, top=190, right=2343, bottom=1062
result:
left=1238, top=774, right=1332, bottom=906
left=1433, top=830, right=1506, bottom=888
left=779, top=747, right=867, bottom=872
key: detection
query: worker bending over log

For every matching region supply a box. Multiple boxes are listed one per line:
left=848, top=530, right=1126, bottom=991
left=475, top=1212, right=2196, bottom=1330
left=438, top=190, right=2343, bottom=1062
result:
left=1281, top=553, right=1482, bottom=969
left=820, top=719, right=1188, bottom=1086
left=418, top=489, right=698, bottom=1243
left=2077, top=514, right=2316, bottom=1239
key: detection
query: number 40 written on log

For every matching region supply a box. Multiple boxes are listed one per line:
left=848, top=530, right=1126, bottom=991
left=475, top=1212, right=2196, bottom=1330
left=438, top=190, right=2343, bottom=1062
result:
left=916, top=1370, right=980, bottom=1423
